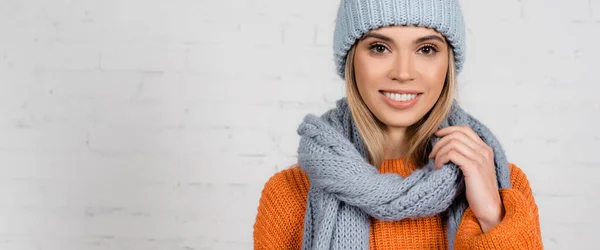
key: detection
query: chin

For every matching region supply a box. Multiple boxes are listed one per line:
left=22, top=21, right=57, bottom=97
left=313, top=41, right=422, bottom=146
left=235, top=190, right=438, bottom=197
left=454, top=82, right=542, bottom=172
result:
left=370, top=98, right=433, bottom=129
left=377, top=112, right=422, bottom=128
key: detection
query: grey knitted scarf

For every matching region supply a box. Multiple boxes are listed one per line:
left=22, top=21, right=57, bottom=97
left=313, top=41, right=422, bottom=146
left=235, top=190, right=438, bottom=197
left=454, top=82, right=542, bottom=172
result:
left=296, top=98, right=511, bottom=250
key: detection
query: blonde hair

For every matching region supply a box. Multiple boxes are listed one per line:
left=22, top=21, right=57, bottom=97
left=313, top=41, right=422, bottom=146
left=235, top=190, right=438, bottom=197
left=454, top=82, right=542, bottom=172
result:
left=345, top=45, right=457, bottom=168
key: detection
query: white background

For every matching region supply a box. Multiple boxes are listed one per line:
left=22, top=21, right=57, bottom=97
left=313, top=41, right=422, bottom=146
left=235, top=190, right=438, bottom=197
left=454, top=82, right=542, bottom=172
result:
left=0, top=0, right=599, bottom=249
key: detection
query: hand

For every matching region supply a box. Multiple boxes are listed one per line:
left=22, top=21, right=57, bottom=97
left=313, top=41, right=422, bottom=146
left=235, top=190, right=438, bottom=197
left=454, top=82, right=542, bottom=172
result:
left=428, top=125, right=505, bottom=232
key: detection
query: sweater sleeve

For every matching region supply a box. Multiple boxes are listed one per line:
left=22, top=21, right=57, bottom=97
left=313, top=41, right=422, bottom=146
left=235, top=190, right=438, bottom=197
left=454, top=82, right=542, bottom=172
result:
left=253, top=166, right=310, bottom=250
left=454, top=163, right=543, bottom=249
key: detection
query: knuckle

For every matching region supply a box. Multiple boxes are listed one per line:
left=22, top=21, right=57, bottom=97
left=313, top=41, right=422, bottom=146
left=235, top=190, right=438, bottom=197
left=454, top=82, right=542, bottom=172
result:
left=448, top=149, right=457, bottom=158
left=486, top=146, right=494, bottom=158
left=477, top=155, right=487, bottom=166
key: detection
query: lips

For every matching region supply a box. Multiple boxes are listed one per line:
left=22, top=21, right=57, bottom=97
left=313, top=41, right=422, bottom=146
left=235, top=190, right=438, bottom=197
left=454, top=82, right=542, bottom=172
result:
left=380, top=90, right=422, bottom=110
left=379, top=89, right=423, bottom=95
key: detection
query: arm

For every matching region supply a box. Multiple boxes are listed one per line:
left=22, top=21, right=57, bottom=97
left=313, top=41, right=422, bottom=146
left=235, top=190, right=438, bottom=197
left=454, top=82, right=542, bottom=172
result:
left=454, top=163, right=543, bottom=249
left=253, top=166, right=309, bottom=250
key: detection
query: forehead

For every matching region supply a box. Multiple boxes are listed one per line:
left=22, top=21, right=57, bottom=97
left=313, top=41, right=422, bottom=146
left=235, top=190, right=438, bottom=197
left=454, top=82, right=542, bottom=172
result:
left=364, top=25, right=445, bottom=40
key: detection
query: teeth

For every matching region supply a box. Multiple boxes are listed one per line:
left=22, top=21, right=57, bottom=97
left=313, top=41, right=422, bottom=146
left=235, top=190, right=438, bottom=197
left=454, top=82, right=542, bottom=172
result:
left=383, top=92, right=417, bottom=101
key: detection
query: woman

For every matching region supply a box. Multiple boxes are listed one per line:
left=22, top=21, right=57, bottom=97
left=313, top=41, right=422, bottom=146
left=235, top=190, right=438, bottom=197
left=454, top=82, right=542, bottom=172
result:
left=254, top=0, right=543, bottom=249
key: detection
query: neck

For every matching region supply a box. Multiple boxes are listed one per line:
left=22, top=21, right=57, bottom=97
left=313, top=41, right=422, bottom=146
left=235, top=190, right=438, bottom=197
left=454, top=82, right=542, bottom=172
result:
left=383, top=126, right=408, bottom=160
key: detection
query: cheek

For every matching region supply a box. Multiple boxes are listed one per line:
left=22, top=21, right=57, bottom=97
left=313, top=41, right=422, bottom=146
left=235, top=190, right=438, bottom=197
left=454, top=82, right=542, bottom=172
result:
left=419, top=58, right=448, bottom=94
left=353, top=52, right=374, bottom=96
left=353, top=52, right=388, bottom=93
left=354, top=52, right=373, bottom=83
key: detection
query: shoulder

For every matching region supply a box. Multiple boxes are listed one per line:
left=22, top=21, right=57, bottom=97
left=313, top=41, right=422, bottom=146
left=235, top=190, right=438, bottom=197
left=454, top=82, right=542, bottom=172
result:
left=507, top=162, right=533, bottom=190
left=260, top=164, right=310, bottom=198
left=253, top=165, right=309, bottom=249
left=506, top=162, right=538, bottom=206
left=255, top=164, right=310, bottom=219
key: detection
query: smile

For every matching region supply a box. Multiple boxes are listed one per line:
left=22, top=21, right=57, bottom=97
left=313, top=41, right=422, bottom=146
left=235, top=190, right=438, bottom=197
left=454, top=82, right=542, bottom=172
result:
left=381, top=91, right=418, bottom=101
left=379, top=90, right=423, bottom=110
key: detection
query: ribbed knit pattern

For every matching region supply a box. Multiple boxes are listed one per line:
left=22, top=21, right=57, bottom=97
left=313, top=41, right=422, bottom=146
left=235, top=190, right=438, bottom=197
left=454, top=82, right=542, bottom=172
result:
left=296, top=97, right=511, bottom=250
left=253, top=160, right=544, bottom=249
left=333, top=0, right=466, bottom=78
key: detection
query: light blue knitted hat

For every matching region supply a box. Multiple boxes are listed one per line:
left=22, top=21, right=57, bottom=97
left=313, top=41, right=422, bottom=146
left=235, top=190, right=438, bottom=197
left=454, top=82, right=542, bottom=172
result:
left=333, top=0, right=466, bottom=79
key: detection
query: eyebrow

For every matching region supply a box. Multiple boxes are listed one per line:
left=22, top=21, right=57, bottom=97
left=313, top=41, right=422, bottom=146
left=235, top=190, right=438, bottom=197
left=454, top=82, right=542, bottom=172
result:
left=360, top=33, right=446, bottom=44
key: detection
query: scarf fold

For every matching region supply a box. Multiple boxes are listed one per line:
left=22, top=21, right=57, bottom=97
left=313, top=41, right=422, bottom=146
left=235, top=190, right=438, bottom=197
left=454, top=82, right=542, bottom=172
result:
left=297, top=98, right=511, bottom=250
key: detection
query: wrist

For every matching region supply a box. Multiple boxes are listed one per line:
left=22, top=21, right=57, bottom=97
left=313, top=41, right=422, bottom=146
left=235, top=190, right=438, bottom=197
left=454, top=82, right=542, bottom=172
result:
left=477, top=202, right=505, bottom=233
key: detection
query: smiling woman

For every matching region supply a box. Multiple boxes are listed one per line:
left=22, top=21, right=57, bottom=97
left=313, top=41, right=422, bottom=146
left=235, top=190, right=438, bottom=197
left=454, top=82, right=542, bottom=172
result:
left=349, top=27, right=454, bottom=167
left=253, top=0, right=543, bottom=249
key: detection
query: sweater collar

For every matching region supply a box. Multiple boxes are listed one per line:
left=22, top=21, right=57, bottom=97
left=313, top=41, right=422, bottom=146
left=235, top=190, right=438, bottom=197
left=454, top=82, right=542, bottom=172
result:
left=380, top=158, right=417, bottom=177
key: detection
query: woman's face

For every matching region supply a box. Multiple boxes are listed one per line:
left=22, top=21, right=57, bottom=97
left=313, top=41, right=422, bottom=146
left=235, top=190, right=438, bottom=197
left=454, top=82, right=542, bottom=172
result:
left=353, top=26, right=449, bottom=129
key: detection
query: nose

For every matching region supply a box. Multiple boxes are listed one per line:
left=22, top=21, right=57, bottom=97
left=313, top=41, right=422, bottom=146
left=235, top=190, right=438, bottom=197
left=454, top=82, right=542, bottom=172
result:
left=387, top=52, right=415, bottom=83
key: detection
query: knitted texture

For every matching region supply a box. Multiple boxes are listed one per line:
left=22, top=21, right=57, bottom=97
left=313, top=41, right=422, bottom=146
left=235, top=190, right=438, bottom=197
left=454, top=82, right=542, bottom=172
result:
left=296, top=98, right=511, bottom=250
left=252, top=160, right=545, bottom=249
left=333, top=0, right=466, bottom=78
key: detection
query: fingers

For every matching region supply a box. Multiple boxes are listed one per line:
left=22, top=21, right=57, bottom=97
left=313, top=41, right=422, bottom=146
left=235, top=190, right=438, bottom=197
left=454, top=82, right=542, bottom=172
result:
left=429, top=129, right=480, bottom=158
left=432, top=147, right=476, bottom=174
left=432, top=138, right=483, bottom=169
left=429, top=126, right=494, bottom=172
left=435, top=125, right=487, bottom=148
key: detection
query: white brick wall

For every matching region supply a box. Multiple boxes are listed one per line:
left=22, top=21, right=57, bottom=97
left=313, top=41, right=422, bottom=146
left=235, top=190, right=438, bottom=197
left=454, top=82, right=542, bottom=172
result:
left=0, top=0, right=598, bottom=249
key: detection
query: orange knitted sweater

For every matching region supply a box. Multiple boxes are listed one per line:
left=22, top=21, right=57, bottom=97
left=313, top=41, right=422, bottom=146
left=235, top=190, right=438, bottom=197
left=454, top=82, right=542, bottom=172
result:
left=253, top=159, right=543, bottom=249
